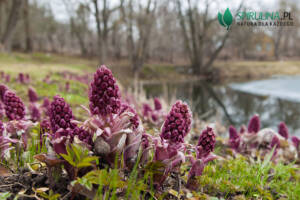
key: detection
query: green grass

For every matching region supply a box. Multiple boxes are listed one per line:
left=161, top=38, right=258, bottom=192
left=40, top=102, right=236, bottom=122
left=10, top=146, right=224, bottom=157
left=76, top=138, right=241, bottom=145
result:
left=196, top=156, right=300, bottom=199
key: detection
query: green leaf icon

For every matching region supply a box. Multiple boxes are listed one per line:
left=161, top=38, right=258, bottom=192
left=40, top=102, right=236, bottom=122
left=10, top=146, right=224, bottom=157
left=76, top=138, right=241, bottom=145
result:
left=218, top=12, right=225, bottom=27
left=223, top=8, right=233, bottom=30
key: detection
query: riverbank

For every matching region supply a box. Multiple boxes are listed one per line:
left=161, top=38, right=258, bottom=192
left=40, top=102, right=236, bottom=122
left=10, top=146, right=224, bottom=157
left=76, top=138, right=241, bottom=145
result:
left=2, top=52, right=300, bottom=84
left=215, top=60, right=300, bottom=82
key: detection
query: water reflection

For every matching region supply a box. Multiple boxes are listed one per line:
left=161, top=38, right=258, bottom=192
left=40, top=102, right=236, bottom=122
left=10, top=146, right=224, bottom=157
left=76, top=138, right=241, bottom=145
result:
left=142, top=81, right=300, bottom=136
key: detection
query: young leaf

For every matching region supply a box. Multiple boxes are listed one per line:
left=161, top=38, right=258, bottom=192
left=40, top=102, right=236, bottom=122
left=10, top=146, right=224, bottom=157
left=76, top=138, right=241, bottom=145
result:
left=60, top=153, right=76, bottom=166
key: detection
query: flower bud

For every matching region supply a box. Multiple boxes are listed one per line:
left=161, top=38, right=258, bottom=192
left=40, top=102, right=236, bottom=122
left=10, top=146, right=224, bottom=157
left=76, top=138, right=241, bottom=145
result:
left=291, top=136, right=300, bottom=151
left=0, top=84, right=8, bottom=101
left=89, top=65, right=121, bottom=116
left=247, top=115, right=260, bottom=134
left=49, top=95, right=75, bottom=133
left=278, top=122, right=289, bottom=139
left=161, top=100, right=192, bottom=143
left=197, top=127, right=216, bottom=158
left=154, top=97, right=162, bottom=111
left=3, top=90, right=25, bottom=120
left=28, top=87, right=39, bottom=103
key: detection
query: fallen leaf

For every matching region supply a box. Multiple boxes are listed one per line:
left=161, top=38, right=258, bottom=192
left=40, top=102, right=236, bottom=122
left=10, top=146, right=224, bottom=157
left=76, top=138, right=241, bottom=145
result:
left=0, top=165, right=12, bottom=177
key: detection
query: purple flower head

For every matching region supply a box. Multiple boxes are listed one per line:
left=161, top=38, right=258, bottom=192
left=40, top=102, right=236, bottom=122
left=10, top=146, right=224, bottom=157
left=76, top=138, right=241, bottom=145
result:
left=270, top=135, right=280, bottom=160
left=25, top=74, right=30, bottom=83
left=28, top=87, right=39, bottom=103
left=3, top=90, right=25, bottom=120
left=120, top=102, right=139, bottom=130
left=18, top=73, right=25, bottom=83
left=228, top=125, right=240, bottom=151
left=278, top=122, right=289, bottom=140
left=247, top=114, right=260, bottom=134
left=49, top=95, right=75, bottom=133
left=5, top=75, right=10, bottom=83
left=0, top=121, right=4, bottom=136
left=197, top=127, right=216, bottom=158
left=151, top=113, right=158, bottom=122
left=41, top=119, right=50, bottom=132
left=29, top=104, right=41, bottom=122
left=270, top=136, right=280, bottom=149
left=142, top=103, right=152, bottom=117
left=161, top=100, right=192, bottom=143
left=0, top=84, right=8, bottom=101
left=72, top=127, right=93, bottom=146
left=291, top=136, right=300, bottom=151
left=89, top=65, right=121, bottom=116
left=65, top=81, right=70, bottom=92
left=42, top=97, right=50, bottom=108
left=229, top=125, right=239, bottom=140
left=239, top=125, right=246, bottom=134
left=154, top=97, right=162, bottom=111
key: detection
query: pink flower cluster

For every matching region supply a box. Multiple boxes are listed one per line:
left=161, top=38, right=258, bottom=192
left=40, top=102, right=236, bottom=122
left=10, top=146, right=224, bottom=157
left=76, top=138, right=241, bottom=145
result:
left=49, top=95, right=75, bottom=133
left=89, top=65, right=121, bottom=116
left=3, top=90, right=25, bottom=120
left=160, top=100, right=192, bottom=143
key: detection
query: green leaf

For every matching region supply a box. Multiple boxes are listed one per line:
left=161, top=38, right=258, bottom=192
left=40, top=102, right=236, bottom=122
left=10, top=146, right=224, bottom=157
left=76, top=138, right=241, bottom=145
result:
left=223, top=8, right=233, bottom=28
left=80, top=156, right=98, bottom=164
left=60, top=153, right=76, bottom=166
left=0, top=192, right=11, bottom=200
left=71, top=144, right=83, bottom=162
left=218, top=12, right=226, bottom=27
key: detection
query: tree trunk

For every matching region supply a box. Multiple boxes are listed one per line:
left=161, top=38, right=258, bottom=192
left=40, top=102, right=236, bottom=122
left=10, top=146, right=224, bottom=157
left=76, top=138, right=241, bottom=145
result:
left=24, top=0, right=32, bottom=52
left=1, top=0, right=24, bottom=50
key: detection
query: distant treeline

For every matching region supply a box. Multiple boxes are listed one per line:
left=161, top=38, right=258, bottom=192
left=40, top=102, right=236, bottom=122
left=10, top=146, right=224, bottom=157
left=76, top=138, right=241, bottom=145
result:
left=0, top=0, right=299, bottom=74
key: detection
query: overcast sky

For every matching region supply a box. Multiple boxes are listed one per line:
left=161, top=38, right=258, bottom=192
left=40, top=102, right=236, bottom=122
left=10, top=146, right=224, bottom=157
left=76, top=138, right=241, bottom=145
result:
left=37, top=0, right=298, bottom=22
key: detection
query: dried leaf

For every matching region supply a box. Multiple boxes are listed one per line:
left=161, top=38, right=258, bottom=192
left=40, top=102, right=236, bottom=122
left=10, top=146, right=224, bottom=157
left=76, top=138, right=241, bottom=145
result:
left=0, top=165, right=12, bottom=177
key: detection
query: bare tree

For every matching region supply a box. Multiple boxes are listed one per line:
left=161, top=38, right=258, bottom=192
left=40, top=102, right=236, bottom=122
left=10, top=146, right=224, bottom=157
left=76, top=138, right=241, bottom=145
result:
left=65, top=2, right=91, bottom=56
left=121, top=0, right=157, bottom=73
left=92, top=0, right=123, bottom=63
left=176, top=0, right=241, bottom=74
left=23, top=0, right=32, bottom=52
left=1, top=0, right=24, bottom=50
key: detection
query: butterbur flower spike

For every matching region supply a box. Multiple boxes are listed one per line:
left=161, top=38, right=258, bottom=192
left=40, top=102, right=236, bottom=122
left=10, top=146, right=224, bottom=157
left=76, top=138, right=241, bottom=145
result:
left=3, top=90, right=25, bottom=120
left=160, top=100, right=192, bottom=144
left=154, top=97, right=162, bottom=111
left=229, top=125, right=239, bottom=139
left=291, top=136, right=300, bottom=151
left=89, top=65, right=121, bottom=116
left=0, top=84, right=8, bottom=102
left=28, top=87, right=39, bottom=103
left=18, top=73, right=25, bottom=83
left=270, top=135, right=280, bottom=160
left=278, top=122, right=289, bottom=139
left=187, top=127, right=217, bottom=190
left=142, top=103, right=152, bottom=118
left=247, top=114, right=260, bottom=134
left=228, top=125, right=240, bottom=152
left=30, top=104, right=41, bottom=122
left=72, top=127, right=93, bottom=146
left=49, top=95, right=75, bottom=133
left=197, top=127, right=216, bottom=158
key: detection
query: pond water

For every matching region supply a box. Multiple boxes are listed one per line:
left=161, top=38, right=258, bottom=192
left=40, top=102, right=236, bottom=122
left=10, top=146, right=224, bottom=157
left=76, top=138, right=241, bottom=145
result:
left=142, top=76, right=300, bottom=136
